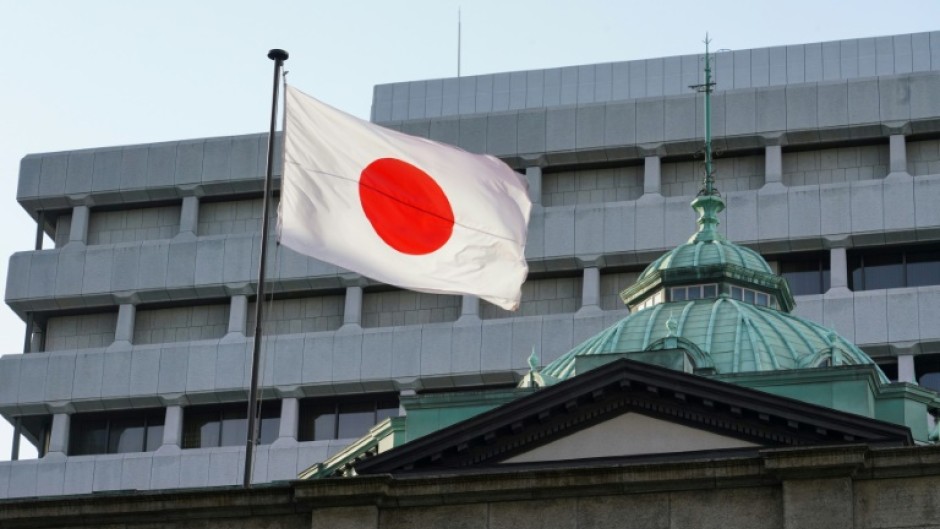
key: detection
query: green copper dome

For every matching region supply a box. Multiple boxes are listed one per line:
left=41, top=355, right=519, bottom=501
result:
left=533, top=189, right=885, bottom=385
left=539, top=297, right=884, bottom=383
left=620, top=194, right=796, bottom=312
left=536, top=190, right=881, bottom=384
left=638, top=233, right=772, bottom=281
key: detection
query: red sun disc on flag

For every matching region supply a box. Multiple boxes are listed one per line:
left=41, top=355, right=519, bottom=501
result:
left=359, top=158, right=455, bottom=255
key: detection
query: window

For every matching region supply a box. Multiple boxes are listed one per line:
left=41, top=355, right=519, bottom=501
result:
left=774, top=251, right=830, bottom=296
left=182, top=401, right=279, bottom=449
left=729, top=286, right=776, bottom=308
left=916, top=354, right=940, bottom=393
left=874, top=359, right=898, bottom=382
left=633, top=290, right=664, bottom=311
left=849, top=245, right=940, bottom=291
left=69, top=409, right=165, bottom=455
left=670, top=284, right=718, bottom=302
left=298, top=394, right=399, bottom=441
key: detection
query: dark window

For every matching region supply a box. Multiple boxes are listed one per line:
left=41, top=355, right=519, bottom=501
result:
left=298, top=394, right=399, bottom=442
left=182, top=401, right=279, bottom=449
left=916, top=354, right=940, bottom=393
left=907, top=247, right=940, bottom=287
left=69, top=409, right=165, bottom=456
left=776, top=251, right=831, bottom=296
left=850, top=245, right=940, bottom=291
left=874, top=359, right=898, bottom=382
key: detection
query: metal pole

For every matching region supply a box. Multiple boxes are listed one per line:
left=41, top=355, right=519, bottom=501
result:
left=244, top=48, right=288, bottom=489
left=703, top=36, right=713, bottom=195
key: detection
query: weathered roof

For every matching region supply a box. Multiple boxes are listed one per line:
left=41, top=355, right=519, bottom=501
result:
left=540, top=297, right=883, bottom=382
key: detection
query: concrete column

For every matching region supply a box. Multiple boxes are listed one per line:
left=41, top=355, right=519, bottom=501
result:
left=45, top=413, right=70, bottom=459
left=525, top=166, right=542, bottom=205
left=273, top=397, right=299, bottom=447
left=157, top=406, right=183, bottom=453
left=764, top=145, right=784, bottom=187
left=30, top=325, right=44, bottom=353
left=578, top=267, right=601, bottom=313
left=343, top=286, right=363, bottom=327
left=399, top=389, right=416, bottom=416
left=113, top=304, right=136, bottom=343
left=643, top=156, right=661, bottom=195
left=178, top=196, right=200, bottom=238
left=828, top=247, right=850, bottom=294
left=68, top=205, right=89, bottom=246
left=898, top=354, right=916, bottom=383
left=228, top=295, right=248, bottom=334
left=887, top=134, right=910, bottom=178
left=460, top=295, right=480, bottom=320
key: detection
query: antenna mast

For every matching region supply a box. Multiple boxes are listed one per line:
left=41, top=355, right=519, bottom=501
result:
left=690, top=34, right=717, bottom=196
left=687, top=34, right=725, bottom=243
left=457, top=8, right=462, bottom=77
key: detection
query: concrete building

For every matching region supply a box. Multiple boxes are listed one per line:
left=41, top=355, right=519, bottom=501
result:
left=3, top=30, right=940, bottom=498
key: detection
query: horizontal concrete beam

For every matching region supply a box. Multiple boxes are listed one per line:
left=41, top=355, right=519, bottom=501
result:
left=16, top=72, right=940, bottom=216
left=372, top=32, right=940, bottom=121
left=0, top=311, right=624, bottom=416
left=0, top=441, right=335, bottom=498
left=7, top=174, right=940, bottom=316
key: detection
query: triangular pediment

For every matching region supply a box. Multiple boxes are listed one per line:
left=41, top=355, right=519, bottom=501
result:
left=352, top=359, right=912, bottom=476
left=502, top=411, right=759, bottom=464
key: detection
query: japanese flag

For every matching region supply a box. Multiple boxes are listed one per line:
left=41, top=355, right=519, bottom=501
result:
left=278, top=85, right=532, bottom=311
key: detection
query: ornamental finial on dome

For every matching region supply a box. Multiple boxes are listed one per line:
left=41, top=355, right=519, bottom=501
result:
left=665, top=312, right=678, bottom=337
left=689, top=34, right=725, bottom=244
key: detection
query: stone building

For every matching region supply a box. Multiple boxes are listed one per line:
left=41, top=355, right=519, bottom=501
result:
left=2, top=30, right=940, bottom=502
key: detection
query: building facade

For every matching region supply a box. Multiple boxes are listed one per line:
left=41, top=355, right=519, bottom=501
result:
left=2, top=31, right=940, bottom=498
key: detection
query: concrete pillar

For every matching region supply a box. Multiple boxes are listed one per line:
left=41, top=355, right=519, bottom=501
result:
left=764, top=145, right=784, bottom=187
left=399, top=389, right=416, bottom=416
left=45, top=413, right=70, bottom=459
left=157, top=406, right=183, bottom=453
left=343, top=286, right=363, bottom=327
left=525, top=166, right=542, bottom=205
left=643, top=156, right=661, bottom=195
left=887, top=134, right=910, bottom=178
left=29, top=325, right=44, bottom=353
left=113, top=304, right=136, bottom=343
left=828, top=247, right=850, bottom=294
left=229, top=295, right=248, bottom=335
left=178, top=196, right=200, bottom=238
left=578, top=267, right=601, bottom=313
left=68, top=205, right=89, bottom=246
left=898, top=354, right=916, bottom=383
left=460, top=295, right=480, bottom=320
left=273, top=398, right=299, bottom=447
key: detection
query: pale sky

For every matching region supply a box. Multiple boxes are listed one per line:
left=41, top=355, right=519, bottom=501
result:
left=0, top=0, right=937, bottom=460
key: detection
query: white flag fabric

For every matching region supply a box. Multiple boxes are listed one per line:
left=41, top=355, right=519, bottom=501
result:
left=278, top=85, right=532, bottom=310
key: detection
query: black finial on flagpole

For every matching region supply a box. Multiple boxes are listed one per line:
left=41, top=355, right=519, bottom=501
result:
left=268, top=49, right=289, bottom=62
left=245, top=47, right=289, bottom=490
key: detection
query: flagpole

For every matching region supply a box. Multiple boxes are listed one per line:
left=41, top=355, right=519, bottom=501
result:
left=244, top=47, right=288, bottom=489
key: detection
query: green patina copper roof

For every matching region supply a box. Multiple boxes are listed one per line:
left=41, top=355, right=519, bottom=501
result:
left=620, top=193, right=796, bottom=312
left=638, top=198, right=771, bottom=282
left=540, top=298, right=884, bottom=382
